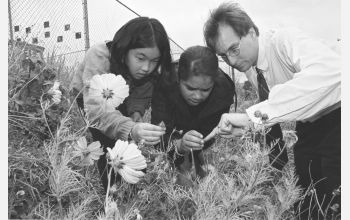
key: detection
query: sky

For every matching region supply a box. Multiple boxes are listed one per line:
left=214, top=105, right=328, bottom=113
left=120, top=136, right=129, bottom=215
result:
left=87, top=0, right=341, bottom=81
left=87, top=0, right=341, bottom=46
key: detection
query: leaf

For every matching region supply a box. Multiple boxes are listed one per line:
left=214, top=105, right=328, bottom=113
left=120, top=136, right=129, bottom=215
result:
left=42, top=80, right=54, bottom=86
left=13, top=93, right=24, bottom=106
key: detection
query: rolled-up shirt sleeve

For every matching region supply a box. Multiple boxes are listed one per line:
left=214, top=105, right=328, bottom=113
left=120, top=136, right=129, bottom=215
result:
left=246, top=28, right=341, bottom=125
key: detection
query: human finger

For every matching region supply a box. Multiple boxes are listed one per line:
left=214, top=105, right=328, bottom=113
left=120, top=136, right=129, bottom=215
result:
left=142, top=123, right=166, bottom=132
left=144, top=140, right=160, bottom=146
left=182, top=140, right=203, bottom=151
left=141, top=130, right=165, bottom=137
left=187, top=130, right=203, bottom=139
left=203, top=127, right=217, bottom=142
left=218, top=122, right=232, bottom=132
left=142, top=136, right=161, bottom=142
left=184, top=133, right=204, bottom=145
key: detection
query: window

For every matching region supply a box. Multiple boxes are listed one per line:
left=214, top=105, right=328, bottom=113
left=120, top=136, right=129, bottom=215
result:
left=64, top=24, right=70, bottom=31
left=45, top=31, right=50, bottom=38
left=32, top=37, right=38, bottom=44
left=26, top=27, right=31, bottom=34
left=57, top=36, right=63, bottom=42
left=14, top=26, right=19, bottom=32
left=44, top=21, right=49, bottom=28
left=75, top=32, right=81, bottom=39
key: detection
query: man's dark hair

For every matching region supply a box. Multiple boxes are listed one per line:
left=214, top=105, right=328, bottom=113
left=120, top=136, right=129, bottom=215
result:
left=204, top=2, right=259, bottom=50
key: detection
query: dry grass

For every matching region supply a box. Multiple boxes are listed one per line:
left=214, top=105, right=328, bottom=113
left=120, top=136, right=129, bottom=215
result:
left=8, top=43, right=340, bottom=220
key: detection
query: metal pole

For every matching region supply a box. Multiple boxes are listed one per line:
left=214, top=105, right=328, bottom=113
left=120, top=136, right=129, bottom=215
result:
left=82, top=0, right=90, bottom=51
left=8, top=0, right=14, bottom=42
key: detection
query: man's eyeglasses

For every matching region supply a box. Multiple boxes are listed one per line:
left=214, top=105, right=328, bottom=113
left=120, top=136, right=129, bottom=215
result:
left=218, top=38, right=241, bottom=60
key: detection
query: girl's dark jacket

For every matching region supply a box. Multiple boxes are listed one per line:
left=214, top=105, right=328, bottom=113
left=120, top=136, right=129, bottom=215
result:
left=151, top=68, right=236, bottom=171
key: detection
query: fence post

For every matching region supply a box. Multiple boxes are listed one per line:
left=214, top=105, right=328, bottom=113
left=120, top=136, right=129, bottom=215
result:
left=82, top=0, right=90, bottom=51
left=8, top=0, right=14, bottom=42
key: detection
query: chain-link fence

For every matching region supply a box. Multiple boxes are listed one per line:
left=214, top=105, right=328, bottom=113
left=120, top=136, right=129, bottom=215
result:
left=8, top=0, right=234, bottom=78
left=8, top=0, right=88, bottom=66
left=7, top=0, right=188, bottom=66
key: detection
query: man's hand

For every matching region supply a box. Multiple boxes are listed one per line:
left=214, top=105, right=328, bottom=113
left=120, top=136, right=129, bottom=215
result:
left=131, top=112, right=143, bottom=122
left=178, top=130, right=204, bottom=153
left=204, top=113, right=249, bottom=142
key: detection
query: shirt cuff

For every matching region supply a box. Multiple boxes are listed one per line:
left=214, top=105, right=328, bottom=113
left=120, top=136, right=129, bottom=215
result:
left=245, top=101, right=277, bottom=126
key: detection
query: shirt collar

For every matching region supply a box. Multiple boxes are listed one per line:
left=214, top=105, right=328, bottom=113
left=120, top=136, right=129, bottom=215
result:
left=255, top=31, right=269, bottom=72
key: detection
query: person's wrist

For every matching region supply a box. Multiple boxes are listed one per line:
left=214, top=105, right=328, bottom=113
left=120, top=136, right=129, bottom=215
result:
left=128, top=124, right=137, bottom=142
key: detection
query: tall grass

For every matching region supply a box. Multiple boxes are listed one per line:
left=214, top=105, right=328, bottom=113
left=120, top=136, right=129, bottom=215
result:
left=8, top=42, right=339, bottom=220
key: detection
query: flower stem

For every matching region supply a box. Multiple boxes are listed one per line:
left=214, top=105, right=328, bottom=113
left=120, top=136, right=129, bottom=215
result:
left=262, top=124, right=266, bottom=149
left=105, top=168, right=113, bottom=207
left=57, top=197, right=63, bottom=219
left=40, top=97, right=54, bottom=140
left=190, top=149, right=196, bottom=180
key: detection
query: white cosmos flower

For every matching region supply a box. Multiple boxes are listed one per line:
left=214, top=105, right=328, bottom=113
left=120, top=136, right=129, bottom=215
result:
left=47, top=81, right=62, bottom=104
left=73, top=137, right=104, bottom=166
left=106, top=140, right=147, bottom=184
left=87, top=73, right=129, bottom=112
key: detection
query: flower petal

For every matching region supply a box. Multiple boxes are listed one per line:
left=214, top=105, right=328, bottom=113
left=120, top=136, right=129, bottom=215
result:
left=105, top=98, right=117, bottom=112
left=122, top=154, right=147, bottom=170
left=89, top=144, right=104, bottom=159
left=121, top=143, right=142, bottom=159
left=80, top=156, right=94, bottom=166
left=87, top=73, right=129, bottom=110
left=89, top=74, right=106, bottom=91
left=87, top=141, right=101, bottom=151
left=87, top=89, right=103, bottom=101
left=106, top=147, right=114, bottom=160
left=112, top=140, right=130, bottom=158
left=51, top=81, right=60, bottom=90
left=106, top=74, right=126, bottom=88
left=118, top=166, right=145, bottom=184
left=77, top=137, right=87, bottom=150
left=108, top=97, right=123, bottom=111
left=89, top=152, right=103, bottom=160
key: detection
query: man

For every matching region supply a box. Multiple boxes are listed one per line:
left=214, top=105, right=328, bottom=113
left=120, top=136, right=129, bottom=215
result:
left=203, top=2, right=341, bottom=218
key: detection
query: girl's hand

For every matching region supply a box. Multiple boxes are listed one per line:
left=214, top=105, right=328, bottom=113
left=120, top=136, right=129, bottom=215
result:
left=178, top=130, right=204, bottom=153
left=131, top=123, right=166, bottom=145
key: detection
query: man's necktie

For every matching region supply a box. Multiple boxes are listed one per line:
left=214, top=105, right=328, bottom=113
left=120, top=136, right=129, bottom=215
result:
left=255, top=67, right=288, bottom=170
left=256, top=67, right=269, bottom=101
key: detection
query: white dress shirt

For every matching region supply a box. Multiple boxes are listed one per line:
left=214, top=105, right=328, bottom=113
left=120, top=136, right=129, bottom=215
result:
left=245, top=28, right=341, bottom=125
